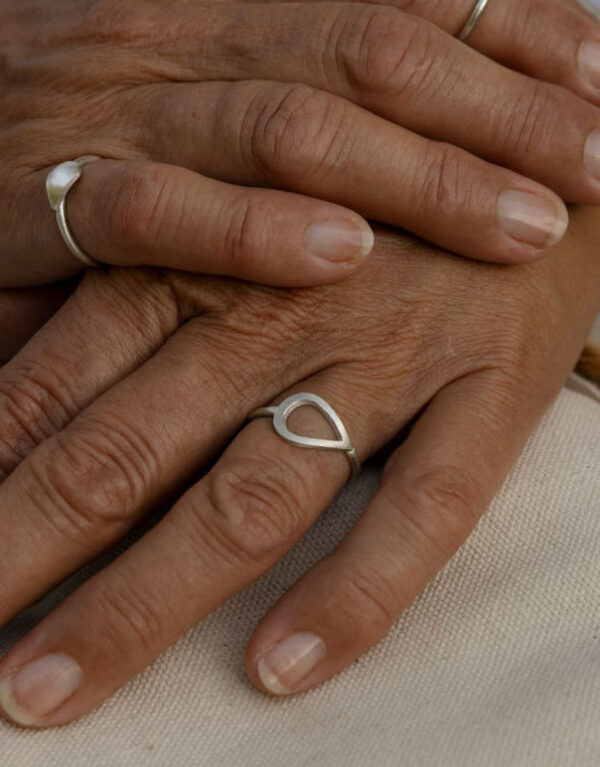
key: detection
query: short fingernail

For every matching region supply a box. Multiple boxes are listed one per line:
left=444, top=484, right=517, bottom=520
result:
left=257, top=632, right=326, bottom=695
left=578, top=40, right=600, bottom=90
left=0, top=653, right=83, bottom=726
left=305, top=221, right=374, bottom=263
left=584, top=129, right=600, bottom=181
left=497, top=190, right=568, bottom=249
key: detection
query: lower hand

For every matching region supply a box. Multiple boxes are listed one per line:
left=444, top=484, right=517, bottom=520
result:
left=0, top=208, right=599, bottom=727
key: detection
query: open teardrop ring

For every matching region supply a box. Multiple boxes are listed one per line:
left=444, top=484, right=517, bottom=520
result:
left=249, top=393, right=360, bottom=479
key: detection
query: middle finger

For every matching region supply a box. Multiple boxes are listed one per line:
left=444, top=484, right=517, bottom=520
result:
left=145, top=2, right=600, bottom=204
left=0, top=271, right=347, bottom=624
left=0, top=364, right=413, bottom=727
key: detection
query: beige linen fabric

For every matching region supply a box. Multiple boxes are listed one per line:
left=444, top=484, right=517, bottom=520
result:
left=1, top=374, right=600, bottom=766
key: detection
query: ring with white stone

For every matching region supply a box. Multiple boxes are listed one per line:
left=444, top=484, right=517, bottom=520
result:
left=46, top=155, right=102, bottom=268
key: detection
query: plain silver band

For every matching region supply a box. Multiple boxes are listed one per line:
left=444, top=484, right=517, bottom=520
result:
left=458, top=0, right=490, bottom=41
left=249, top=393, right=360, bottom=479
left=48, top=156, right=102, bottom=268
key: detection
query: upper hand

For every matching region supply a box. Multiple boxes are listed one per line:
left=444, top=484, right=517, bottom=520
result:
left=0, top=208, right=598, bottom=726
left=3, top=0, right=600, bottom=287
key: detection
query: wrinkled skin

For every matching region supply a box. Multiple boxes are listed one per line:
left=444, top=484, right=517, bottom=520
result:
left=2, top=0, right=600, bottom=285
left=0, top=207, right=598, bottom=726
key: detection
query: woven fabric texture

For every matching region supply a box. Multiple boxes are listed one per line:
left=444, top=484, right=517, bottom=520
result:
left=1, top=375, right=599, bottom=766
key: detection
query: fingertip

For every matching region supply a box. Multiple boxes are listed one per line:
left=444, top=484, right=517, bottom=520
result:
left=0, top=676, right=40, bottom=728
left=0, top=653, right=83, bottom=729
left=496, top=189, right=569, bottom=256
left=577, top=39, right=600, bottom=93
left=304, top=217, right=374, bottom=266
left=250, top=632, right=327, bottom=697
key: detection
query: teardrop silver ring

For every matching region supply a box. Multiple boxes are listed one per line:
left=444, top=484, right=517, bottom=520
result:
left=458, top=0, right=490, bottom=42
left=249, top=393, right=360, bottom=479
left=46, top=155, right=103, bottom=268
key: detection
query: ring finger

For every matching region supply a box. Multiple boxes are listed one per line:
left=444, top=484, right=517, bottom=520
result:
left=12, top=161, right=374, bottom=288
left=242, top=0, right=600, bottom=106
left=0, top=366, right=420, bottom=727
left=401, top=0, right=600, bottom=106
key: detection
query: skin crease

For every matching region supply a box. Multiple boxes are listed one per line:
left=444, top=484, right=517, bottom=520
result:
left=2, top=0, right=600, bottom=283
left=0, top=207, right=598, bottom=726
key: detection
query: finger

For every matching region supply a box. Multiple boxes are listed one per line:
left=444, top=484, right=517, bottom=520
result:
left=0, top=285, right=344, bottom=628
left=244, top=370, right=546, bottom=697
left=0, top=269, right=181, bottom=479
left=344, top=0, right=600, bottom=107
left=0, top=367, right=422, bottom=728
left=144, top=80, right=570, bottom=264
left=168, top=3, right=600, bottom=205
left=12, top=161, right=373, bottom=288
left=456, top=0, right=600, bottom=103
left=0, top=281, right=75, bottom=362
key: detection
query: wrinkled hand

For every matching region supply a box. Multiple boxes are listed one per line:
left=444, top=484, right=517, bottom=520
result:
left=3, top=0, right=600, bottom=287
left=0, top=208, right=599, bottom=727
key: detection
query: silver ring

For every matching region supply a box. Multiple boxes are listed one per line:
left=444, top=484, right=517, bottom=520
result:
left=249, top=392, right=360, bottom=479
left=46, top=155, right=103, bottom=268
left=458, top=0, right=490, bottom=42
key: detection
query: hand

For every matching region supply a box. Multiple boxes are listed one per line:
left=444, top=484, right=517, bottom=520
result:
left=4, top=0, right=600, bottom=288
left=0, top=207, right=599, bottom=727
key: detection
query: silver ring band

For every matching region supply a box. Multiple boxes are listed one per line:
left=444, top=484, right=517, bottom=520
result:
left=458, top=0, right=490, bottom=42
left=249, top=392, right=360, bottom=479
left=46, top=155, right=102, bottom=268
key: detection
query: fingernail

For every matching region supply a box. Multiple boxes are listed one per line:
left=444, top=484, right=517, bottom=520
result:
left=578, top=40, right=600, bottom=90
left=0, top=653, right=83, bottom=726
left=497, top=190, right=568, bottom=249
left=584, top=129, right=600, bottom=181
left=257, top=632, right=326, bottom=695
left=305, top=221, right=374, bottom=263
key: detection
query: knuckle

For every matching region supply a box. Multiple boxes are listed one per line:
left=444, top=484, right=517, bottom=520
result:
left=245, top=83, right=342, bottom=181
left=499, top=80, right=557, bottom=158
left=338, top=7, right=435, bottom=96
left=186, top=282, right=326, bottom=362
left=97, top=164, right=173, bottom=250
left=481, top=291, right=551, bottom=378
left=418, top=143, right=468, bottom=216
left=326, top=564, right=399, bottom=630
left=223, top=194, right=271, bottom=275
left=80, top=267, right=182, bottom=342
left=0, top=367, right=72, bottom=477
left=393, top=463, right=483, bottom=551
left=71, top=0, right=150, bottom=45
left=28, top=417, right=155, bottom=537
left=497, top=0, right=582, bottom=74
left=205, top=457, right=310, bottom=562
left=91, top=581, right=168, bottom=656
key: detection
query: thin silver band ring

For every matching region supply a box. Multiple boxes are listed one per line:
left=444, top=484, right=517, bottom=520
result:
left=249, top=392, right=360, bottom=479
left=46, top=155, right=103, bottom=268
left=458, top=0, right=490, bottom=42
